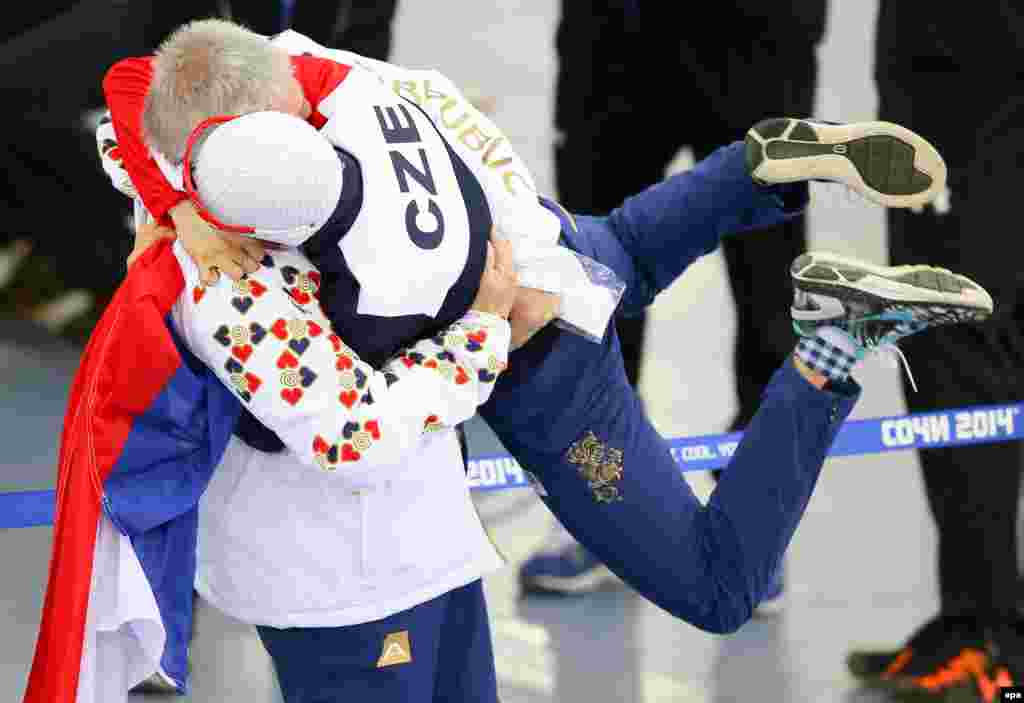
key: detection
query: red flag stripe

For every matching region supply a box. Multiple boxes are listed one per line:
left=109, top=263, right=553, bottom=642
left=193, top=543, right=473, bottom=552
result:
left=23, top=241, right=185, bottom=702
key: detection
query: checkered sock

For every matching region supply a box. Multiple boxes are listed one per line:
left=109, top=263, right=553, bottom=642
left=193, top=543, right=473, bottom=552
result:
left=794, top=327, right=860, bottom=383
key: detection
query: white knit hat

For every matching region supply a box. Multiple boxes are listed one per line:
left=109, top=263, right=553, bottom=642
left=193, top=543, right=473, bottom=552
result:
left=186, top=111, right=344, bottom=247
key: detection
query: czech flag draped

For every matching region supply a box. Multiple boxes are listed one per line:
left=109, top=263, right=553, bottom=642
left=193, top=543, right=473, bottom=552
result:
left=23, top=240, right=241, bottom=702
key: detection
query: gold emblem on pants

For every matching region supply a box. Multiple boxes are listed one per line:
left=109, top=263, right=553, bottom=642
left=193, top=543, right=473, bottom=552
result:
left=377, top=630, right=412, bottom=668
left=567, top=431, right=624, bottom=504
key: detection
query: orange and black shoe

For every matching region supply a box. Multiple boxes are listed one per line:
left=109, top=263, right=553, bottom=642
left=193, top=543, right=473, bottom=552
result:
left=847, top=616, right=989, bottom=697
left=962, top=663, right=1015, bottom=703
left=947, top=625, right=1024, bottom=703
left=941, top=656, right=1017, bottom=703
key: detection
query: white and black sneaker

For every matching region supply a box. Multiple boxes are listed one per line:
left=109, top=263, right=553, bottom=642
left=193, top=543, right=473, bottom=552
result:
left=791, top=252, right=993, bottom=387
left=746, top=118, right=947, bottom=209
left=518, top=523, right=619, bottom=596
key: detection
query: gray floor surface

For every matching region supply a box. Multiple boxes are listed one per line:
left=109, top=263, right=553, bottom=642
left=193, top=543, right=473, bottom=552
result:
left=2, top=0, right=958, bottom=700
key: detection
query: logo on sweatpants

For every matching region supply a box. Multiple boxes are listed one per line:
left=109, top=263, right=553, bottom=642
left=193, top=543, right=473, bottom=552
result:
left=567, top=431, right=624, bottom=504
left=377, top=631, right=412, bottom=667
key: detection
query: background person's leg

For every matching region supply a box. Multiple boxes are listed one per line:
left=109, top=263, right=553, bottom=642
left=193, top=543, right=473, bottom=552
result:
left=704, top=48, right=816, bottom=609
left=290, top=0, right=400, bottom=58
left=696, top=39, right=818, bottom=434
left=848, top=55, right=1024, bottom=694
left=721, top=226, right=806, bottom=430
left=149, top=1, right=224, bottom=48
left=595, top=142, right=807, bottom=316
left=518, top=0, right=684, bottom=595
left=0, top=0, right=154, bottom=338
left=717, top=211, right=806, bottom=613
left=904, top=321, right=1024, bottom=626
left=225, top=2, right=283, bottom=36
left=551, top=24, right=680, bottom=388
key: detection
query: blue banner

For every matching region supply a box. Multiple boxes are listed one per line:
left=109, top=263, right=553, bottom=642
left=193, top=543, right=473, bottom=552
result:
left=468, top=402, right=1023, bottom=489
left=0, top=490, right=56, bottom=529
left=4, top=403, right=1022, bottom=527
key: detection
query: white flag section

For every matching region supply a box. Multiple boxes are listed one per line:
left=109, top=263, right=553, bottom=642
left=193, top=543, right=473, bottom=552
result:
left=77, top=516, right=165, bottom=703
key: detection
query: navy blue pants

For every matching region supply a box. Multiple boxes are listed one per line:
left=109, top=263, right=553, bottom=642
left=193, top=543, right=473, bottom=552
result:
left=480, top=142, right=861, bottom=633
left=256, top=580, right=496, bottom=703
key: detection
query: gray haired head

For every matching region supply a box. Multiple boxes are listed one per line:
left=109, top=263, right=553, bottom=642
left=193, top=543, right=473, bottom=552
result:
left=143, top=19, right=296, bottom=162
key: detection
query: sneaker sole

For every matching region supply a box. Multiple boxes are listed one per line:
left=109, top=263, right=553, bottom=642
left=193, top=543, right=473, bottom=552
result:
left=791, top=252, right=994, bottom=324
left=846, top=650, right=903, bottom=683
left=30, top=289, right=96, bottom=333
left=520, top=563, right=619, bottom=595
left=747, top=118, right=947, bottom=209
left=752, top=594, right=785, bottom=618
left=0, top=240, right=32, bottom=290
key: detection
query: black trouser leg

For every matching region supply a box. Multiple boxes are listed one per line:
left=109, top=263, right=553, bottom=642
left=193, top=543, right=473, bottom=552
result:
left=147, top=0, right=223, bottom=48
left=880, top=64, right=1024, bottom=626
left=890, top=200, right=1024, bottom=624
left=226, top=2, right=283, bottom=36
left=291, top=0, right=399, bottom=58
left=900, top=316, right=1024, bottom=623
left=553, top=115, right=681, bottom=388
left=720, top=219, right=806, bottom=430
left=693, top=44, right=816, bottom=433
left=553, top=0, right=681, bottom=390
left=696, top=48, right=815, bottom=488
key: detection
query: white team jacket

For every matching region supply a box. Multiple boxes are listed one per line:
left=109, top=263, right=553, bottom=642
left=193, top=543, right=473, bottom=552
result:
left=173, top=35, right=525, bottom=626
left=170, top=244, right=509, bottom=627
